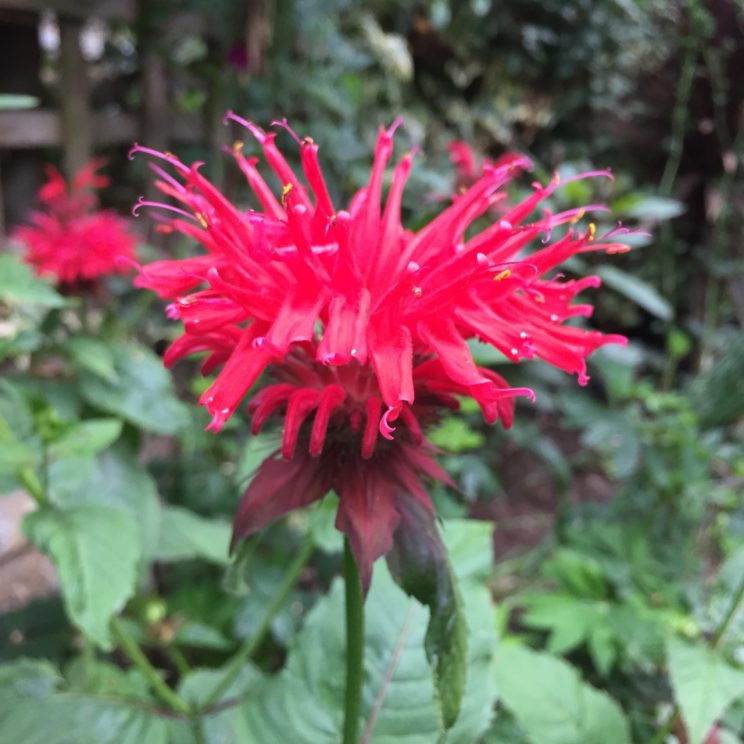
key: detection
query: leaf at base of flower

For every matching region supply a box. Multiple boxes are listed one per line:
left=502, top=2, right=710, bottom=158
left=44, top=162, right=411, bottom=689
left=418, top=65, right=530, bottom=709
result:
left=386, top=493, right=467, bottom=730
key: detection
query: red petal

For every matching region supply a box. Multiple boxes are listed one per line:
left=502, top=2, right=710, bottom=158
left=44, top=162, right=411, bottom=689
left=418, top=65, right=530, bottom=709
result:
left=418, top=318, right=489, bottom=388
left=266, top=284, right=327, bottom=353
left=199, top=325, right=273, bottom=431
left=247, top=383, right=296, bottom=434
left=231, top=450, right=330, bottom=549
left=368, top=321, right=414, bottom=410
left=281, top=388, right=322, bottom=459
left=361, top=397, right=382, bottom=459
left=309, top=384, right=346, bottom=456
left=317, top=290, right=370, bottom=365
left=335, top=463, right=402, bottom=594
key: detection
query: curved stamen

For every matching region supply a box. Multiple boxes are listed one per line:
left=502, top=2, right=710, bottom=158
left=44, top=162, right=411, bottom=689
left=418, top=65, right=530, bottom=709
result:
left=128, top=144, right=189, bottom=173
left=132, top=197, right=198, bottom=222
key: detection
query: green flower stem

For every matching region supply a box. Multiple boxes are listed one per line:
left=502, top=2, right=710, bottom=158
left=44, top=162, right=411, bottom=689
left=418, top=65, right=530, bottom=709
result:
left=19, top=467, right=46, bottom=505
left=712, top=572, right=744, bottom=649
left=649, top=711, right=677, bottom=744
left=110, top=617, right=190, bottom=716
left=342, top=539, right=364, bottom=744
left=200, top=533, right=315, bottom=710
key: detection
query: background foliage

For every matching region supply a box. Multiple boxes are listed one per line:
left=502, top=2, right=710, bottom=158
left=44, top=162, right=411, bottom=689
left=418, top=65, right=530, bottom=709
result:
left=1, top=1, right=743, bottom=742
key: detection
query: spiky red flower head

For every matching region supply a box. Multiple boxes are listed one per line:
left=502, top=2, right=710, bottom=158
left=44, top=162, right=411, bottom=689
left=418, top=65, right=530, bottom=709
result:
left=131, top=115, right=630, bottom=587
left=15, top=159, right=137, bottom=286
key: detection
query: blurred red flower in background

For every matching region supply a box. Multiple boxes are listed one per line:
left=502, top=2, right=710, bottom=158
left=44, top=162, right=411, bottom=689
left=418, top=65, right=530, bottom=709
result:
left=15, top=159, right=137, bottom=286
left=448, top=139, right=526, bottom=192
left=131, top=115, right=630, bottom=587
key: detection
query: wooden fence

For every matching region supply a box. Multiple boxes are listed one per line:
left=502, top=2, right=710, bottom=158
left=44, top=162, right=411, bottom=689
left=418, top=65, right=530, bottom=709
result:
left=0, top=0, right=225, bottom=235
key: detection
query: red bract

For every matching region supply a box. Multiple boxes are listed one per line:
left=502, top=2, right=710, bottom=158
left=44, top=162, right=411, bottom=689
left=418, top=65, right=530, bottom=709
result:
left=130, top=115, right=630, bottom=586
left=15, top=159, right=137, bottom=286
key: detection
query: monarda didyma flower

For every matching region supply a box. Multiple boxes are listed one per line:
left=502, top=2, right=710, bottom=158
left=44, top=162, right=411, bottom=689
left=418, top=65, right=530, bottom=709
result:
left=16, top=159, right=137, bottom=286
left=130, top=115, right=629, bottom=588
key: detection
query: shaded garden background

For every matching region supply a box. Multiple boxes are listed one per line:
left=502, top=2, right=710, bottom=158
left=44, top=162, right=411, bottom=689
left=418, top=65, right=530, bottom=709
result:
left=0, top=1, right=743, bottom=743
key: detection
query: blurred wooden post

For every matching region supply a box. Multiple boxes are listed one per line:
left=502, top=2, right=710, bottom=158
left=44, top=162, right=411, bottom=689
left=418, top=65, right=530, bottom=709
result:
left=58, top=14, right=91, bottom=178
left=141, top=31, right=169, bottom=202
left=206, top=39, right=226, bottom=189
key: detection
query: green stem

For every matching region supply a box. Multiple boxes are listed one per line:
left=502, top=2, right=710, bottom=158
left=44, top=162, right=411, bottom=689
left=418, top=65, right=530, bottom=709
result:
left=19, top=467, right=46, bottom=505
left=649, top=710, right=677, bottom=744
left=110, top=617, right=190, bottom=716
left=165, top=644, right=191, bottom=678
left=342, top=539, right=364, bottom=744
left=712, top=573, right=744, bottom=649
left=200, top=533, right=315, bottom=710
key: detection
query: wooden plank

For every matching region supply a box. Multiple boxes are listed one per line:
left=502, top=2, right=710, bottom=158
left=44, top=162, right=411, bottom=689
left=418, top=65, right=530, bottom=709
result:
left=58, top=15, right=91, bottom=177
left=0, top=109, right=205, bottom=148
left=0, top=0, right=95, bottom=18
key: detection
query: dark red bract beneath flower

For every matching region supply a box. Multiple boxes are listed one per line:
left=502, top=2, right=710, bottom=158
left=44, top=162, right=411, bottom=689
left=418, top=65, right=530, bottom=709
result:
left=15, top=159, right=137, bottom=286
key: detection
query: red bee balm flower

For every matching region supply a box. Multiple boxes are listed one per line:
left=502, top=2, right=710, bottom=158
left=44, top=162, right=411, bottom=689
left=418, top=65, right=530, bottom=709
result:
left=131, top=115, right=629, bottom=588
left=15, top=159, right=137, bottom=286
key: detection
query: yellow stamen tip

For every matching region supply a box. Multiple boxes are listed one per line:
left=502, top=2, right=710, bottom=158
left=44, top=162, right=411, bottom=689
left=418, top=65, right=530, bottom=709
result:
left=587, top=223, right=596, bottom=240
left=233, top=140, right=244, bottom=152
left=195, top=212, right=208, bottom=229
left=569, top=208, right=586, bottom=225
left=281, top=182, right=293, bottom=206
left=493, top=269, right=511, bottom=281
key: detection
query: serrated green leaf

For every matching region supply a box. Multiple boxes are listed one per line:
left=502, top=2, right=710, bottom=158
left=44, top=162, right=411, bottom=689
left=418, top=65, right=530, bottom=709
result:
left=521, top=594, right=592, bottom=655
left=66, top=336, right=119, bottom=383
left=0, top=694, right=168, bottom=744
left=64, top=656, right=150, bottom=697
left=596, top=265, right=673, bottom=320
left=153, top=505, right=231, bottom=565
left=0, top=379, right=34, bottom=441
left=0, top=659, right=60, bottom=709
left=241, top=563, right=497, bottom=743
left=494, top=643, right=632, bottom=744
left=48, top=445, right=162, bottom=565
left=79, top=342, right=190, bottom=435
left=48, top=419, right=123, bottom=460
left=23, top=504, right=140, bottom=648
left=166, top=666, right=260, bottom=744
left=667, top=637, right=744, bottom=744
left=0, top=254, right=66, bottom=308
